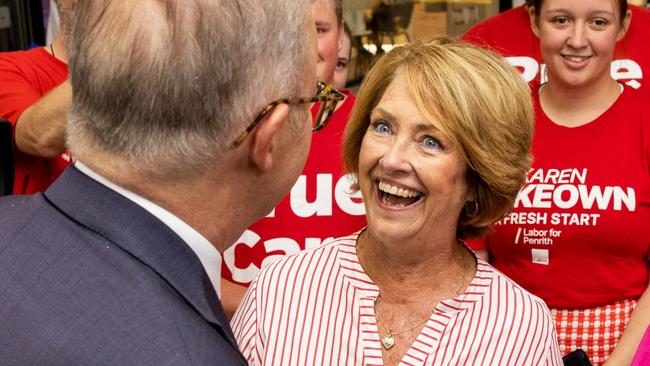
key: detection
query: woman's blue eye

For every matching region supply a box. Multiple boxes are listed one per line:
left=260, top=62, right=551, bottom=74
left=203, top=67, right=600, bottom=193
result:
left=422, top=136, right=441, bottom=150
left=372, top=120, right=391, bottom=134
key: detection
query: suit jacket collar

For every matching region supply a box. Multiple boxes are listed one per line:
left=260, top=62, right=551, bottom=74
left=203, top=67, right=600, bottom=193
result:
left=44, top=166, right=240, bottom=353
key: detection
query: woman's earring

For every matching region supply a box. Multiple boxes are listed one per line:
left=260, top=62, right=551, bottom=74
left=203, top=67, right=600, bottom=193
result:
left=465, top=200, right=479, bottom=218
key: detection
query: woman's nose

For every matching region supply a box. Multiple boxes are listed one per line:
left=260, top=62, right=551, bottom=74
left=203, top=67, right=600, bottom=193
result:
left=378, top=139, right=412, bottom=174
left=566, top=23, right=588, bottom=50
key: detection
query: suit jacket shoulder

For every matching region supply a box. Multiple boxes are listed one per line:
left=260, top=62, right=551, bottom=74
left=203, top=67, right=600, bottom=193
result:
left=0, top=167, right=245, bottom=365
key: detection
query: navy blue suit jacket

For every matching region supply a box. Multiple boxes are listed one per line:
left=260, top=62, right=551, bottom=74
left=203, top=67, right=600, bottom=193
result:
left=0, top=166, right=246, bottom=365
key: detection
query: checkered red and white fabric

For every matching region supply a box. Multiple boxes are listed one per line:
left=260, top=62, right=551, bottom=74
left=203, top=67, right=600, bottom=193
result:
left=551, top=299, right=637, bottom=365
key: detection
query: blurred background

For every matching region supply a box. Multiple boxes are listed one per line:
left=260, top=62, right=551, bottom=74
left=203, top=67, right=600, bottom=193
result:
left=1, top=0, right=647, bottom=88
left=342, top=0, right=648, bottom=87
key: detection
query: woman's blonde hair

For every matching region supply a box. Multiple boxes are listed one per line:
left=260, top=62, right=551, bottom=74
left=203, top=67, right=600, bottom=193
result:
left=343, top=37, right=534, bottom=238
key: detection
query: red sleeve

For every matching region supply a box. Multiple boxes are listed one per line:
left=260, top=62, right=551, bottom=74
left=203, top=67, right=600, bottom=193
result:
left=0, top=49, right=68, bottom=127
left=0, top=53, right=46, bottom=126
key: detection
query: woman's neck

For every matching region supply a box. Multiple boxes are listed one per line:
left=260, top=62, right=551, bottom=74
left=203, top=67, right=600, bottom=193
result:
left=356, top=230, right=473, bottom=304
left=540, top=76, right=621, bottom=128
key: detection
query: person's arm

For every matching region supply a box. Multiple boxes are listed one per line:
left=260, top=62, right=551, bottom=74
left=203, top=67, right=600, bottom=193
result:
left=14, top=79, right=71, bottom=158
left=221, top=277, right=249, bottom=320
left=604, top=273, right=650, bottom=365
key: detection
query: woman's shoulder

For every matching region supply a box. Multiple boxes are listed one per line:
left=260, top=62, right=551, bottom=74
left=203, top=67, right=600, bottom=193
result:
left=620, top=84, right=648, bottom=104
left=615, top=86, right=650, bottom=135
left=607, top=84, right=650, bottom=120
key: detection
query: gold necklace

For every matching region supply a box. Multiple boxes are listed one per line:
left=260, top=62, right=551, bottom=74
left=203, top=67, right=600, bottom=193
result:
left=374, top=297, right=430, bottom=350
left=374, top=246, right=468, bottom=351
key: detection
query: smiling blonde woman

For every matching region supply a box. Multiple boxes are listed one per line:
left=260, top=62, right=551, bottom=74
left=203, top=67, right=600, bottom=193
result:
left=232, top=37, right=562, bottom=366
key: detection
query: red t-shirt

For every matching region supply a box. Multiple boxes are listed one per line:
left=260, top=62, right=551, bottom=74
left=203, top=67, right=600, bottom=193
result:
left=462, top=5, right=650, bottom=93
left=0, top=47, right=71, bottom=194
left=484, top=86, right=650, bottom=309
left=221, top=91, right=367, bottom=285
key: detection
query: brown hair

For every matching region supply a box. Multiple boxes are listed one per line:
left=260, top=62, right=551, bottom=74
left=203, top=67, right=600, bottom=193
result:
left=343, top=37, right=534, bottom=239
left=335, top=0, right=343, bottom=25
left=525, top=0, right=628, bottom=25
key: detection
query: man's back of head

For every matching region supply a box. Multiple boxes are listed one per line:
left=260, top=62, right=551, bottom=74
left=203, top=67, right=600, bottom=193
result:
left=0, top=0, right=318, bottom=363
left=67, top=0, right=315, bottom=180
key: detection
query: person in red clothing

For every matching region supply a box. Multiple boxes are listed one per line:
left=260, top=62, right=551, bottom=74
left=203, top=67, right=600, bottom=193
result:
left=462, top=1, right=650, bottom=94
left=0, top=0, right=77, bottom=194
left=332, top=23, right=352, bottom=90
left=467, top=1, right=650, bottom=364
left=220, top=0, right=367, bottom=318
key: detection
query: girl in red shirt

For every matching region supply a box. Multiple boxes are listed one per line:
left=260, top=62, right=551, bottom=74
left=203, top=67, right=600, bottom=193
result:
left=478, top=0, right=650, bottom=364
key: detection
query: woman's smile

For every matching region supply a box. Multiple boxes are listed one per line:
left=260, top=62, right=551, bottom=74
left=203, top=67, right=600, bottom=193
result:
left=560, top=53, right=592, bottom=69
left=375, top=179, right=423, bottom=209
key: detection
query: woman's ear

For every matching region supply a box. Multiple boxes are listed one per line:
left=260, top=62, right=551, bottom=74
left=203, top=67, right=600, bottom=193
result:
left=464, top=170, right=479, bottom=203
left=527, top=6, right=541, bottom=39
left=617, top=10, right=632, bottom=42
left=248, top=104, right=290, bottom=172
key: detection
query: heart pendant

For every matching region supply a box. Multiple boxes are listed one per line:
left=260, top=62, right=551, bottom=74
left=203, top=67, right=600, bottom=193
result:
left=382, top=335, right=395, bottom=350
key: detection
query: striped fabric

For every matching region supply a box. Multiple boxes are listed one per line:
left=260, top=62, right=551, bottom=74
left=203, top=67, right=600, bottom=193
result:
left=232, top=233, right=563, bottom=365
left=552, top=299, right=637, bottom=365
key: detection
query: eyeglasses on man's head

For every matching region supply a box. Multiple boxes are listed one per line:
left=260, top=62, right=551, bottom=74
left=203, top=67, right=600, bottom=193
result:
left=231, top=81, right=345, bottom=148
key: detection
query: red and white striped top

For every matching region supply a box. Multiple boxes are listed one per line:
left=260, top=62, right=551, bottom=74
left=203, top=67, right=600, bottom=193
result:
left=232, top=233, right=563, bottom=365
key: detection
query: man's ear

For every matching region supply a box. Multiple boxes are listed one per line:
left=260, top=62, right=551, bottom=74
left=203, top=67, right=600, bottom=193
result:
left=248, top=103, right=290, bottom=172
left=527, top=6, right=541, bottom=38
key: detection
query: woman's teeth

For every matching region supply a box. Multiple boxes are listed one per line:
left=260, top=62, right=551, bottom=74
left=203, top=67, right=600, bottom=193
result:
left=378, top=181, right=419, bottom=198
left=563, top=55, right=590, bottom=62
